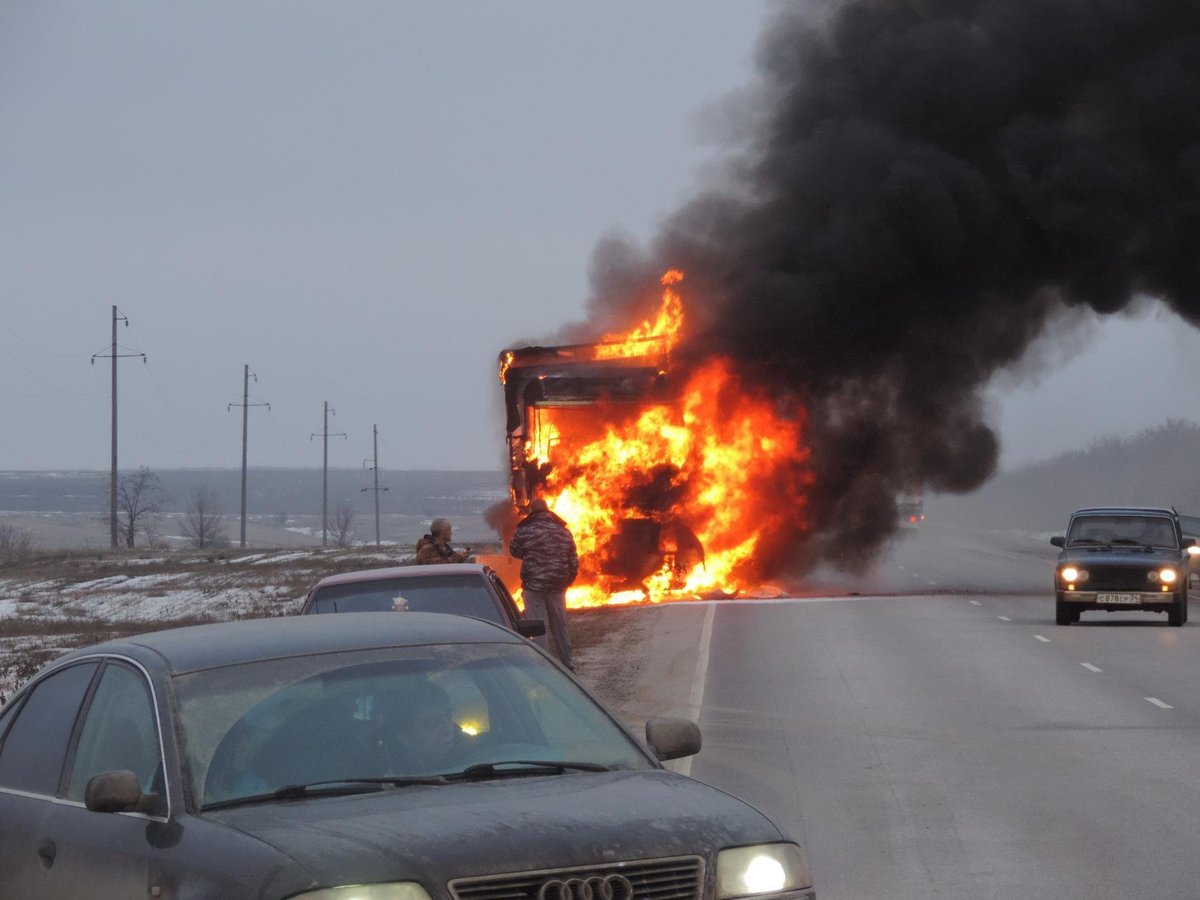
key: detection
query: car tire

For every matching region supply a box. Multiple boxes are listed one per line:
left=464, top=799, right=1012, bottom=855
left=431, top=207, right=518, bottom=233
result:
left=1055, top=597, right=1073, bottom=626
left=1169, top=595, right=1185, bottom=627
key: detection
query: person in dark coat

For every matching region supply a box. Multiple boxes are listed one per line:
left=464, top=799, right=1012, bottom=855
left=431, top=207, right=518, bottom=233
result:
left=508, top=498, right=579, bottom=670
left=415, top=518, right=471, bottom=565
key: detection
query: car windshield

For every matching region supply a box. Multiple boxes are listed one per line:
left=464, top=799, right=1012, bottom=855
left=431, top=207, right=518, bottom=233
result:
left=310, top=575, right=504, bottom=624
left=173, top=642, right=651, bottom=809
left=1066, top=515, right=1179, bottom=549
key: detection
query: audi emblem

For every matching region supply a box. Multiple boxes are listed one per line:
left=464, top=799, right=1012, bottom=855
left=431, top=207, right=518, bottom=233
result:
left=537, top=874, right=635, bottom=900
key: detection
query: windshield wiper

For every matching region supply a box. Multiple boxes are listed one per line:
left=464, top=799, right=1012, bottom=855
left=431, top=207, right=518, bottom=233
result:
left=1110, top=538, right=1151, bottom=548
left=449, top=760, right=612, bottom=780
left=202, top=776, right=447, bottom=809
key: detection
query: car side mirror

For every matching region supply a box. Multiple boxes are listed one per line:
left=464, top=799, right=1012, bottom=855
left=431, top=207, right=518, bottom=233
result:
left=517, top=618, right=546, bottom=639
left=85, top=769, right=148, bottom=814
left=645, top=717, right=701, bottom=761
left=1050, top=536, right=1065, bottom=548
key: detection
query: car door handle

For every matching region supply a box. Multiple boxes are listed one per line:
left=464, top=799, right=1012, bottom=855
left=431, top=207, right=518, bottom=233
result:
left=37, top=839, right=56, bottom=868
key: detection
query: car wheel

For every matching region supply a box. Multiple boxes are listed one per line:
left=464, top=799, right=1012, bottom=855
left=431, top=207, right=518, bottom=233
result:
left=1055, top=597, right=1073, bottom=626
left=1168, top=595, right=1185, bottom=627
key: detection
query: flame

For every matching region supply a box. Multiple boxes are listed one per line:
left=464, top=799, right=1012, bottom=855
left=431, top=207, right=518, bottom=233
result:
left=499, top=351, right=514, bottom=384
left=517, top=271, right=812, bottom=608
left=593, top=269, right=685, bottom=360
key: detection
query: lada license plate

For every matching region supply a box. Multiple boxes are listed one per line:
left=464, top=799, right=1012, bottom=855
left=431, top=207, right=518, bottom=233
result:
left=1097, top=593, right=1139, bottom=604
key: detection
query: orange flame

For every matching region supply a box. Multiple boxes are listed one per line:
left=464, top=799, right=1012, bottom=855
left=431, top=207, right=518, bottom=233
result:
left=520, top=271, right=812, bottom=608
left=593, top=269, right=685, bottom=360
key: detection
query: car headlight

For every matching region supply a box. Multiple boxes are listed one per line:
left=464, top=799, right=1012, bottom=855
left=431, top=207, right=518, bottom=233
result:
left=290, top=884, right=431, bottom=900
left=1060, top=567, right=1088, bottom=583
left=1159, top=568, right=1178, bottom=584
left=716, top=843, right=813, bottom=899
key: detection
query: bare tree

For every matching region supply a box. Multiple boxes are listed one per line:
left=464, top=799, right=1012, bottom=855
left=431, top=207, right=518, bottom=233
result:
left=0, top=523, right=34, bottom=563
left=331, top=502, right=355, bottom=548
left=115, top=467, right=166, bottom=548
left=182, top=487, right=228, bottom=549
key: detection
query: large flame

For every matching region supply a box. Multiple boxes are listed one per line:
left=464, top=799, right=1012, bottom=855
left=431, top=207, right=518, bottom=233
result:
left=520, top=271, right=812, bottom=608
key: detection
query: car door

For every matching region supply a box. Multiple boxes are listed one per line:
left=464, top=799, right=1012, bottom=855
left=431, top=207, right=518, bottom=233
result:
left=0, top=660, right=99, bottom=898
left=40, top=658, right=167, bottom=900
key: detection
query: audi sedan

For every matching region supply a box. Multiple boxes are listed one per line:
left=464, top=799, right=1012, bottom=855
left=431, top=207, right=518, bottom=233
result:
left=0, top=613, right=815, bottom=900
left=300, top=563, right=545, bottom=639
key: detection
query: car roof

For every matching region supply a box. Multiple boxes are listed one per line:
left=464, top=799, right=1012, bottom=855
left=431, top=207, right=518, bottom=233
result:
left=311, top=563, right=492, bottom=589
left=1070, top=507, right=1178, bottom=517
left=54, top=612, right=522, bottom=676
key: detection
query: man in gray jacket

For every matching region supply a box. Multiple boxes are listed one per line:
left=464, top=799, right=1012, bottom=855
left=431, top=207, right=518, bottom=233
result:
left=509, top=498, right=579, bottom=670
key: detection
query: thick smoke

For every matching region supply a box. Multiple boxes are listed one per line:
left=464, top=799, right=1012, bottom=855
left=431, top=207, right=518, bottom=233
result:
left=585, top=0, right=1200, bottom=574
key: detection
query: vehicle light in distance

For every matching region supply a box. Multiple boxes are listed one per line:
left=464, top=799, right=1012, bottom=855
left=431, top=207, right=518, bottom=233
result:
left=1148, top=569, right=1178, bottom=584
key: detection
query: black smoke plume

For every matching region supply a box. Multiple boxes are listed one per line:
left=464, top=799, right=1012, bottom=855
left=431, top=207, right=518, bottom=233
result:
left=582, top=0, right=1200, bottom=574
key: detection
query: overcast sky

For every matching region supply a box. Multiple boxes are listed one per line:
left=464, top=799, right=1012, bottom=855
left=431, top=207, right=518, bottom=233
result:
left=2, top=2, right=1199, bottom=476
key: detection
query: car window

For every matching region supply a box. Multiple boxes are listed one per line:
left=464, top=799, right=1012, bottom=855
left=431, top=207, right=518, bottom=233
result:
left=309, top=575, right=505, bottom=625
left=0, top=697, right=22, bottom=746
left=66, top=662, right=164, bottom=810
left=0, top=662, right=98, bottom=796
left=174, top=643, right=651, bottom=808
left=488, top=573, right=521, bottom=621
left=1067, top=515, right=1179, bottom=548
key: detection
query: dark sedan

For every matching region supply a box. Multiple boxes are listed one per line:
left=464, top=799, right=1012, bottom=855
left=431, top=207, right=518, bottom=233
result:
left=0, top=613, right=815, bottom=900
left=300, top=563, right=544, bottom=639
left=1051, top=506, right=1194, bottom=625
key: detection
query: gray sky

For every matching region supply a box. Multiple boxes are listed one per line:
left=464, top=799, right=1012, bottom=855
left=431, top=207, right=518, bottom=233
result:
left=2, top=2, right=1198, bottom=475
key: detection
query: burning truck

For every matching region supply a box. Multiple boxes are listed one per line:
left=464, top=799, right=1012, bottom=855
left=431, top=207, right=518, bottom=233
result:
left=497, top=271, right=814, bottom=608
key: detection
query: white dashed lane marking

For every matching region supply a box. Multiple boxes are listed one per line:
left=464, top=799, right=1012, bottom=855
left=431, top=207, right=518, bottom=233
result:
left=969, top=600, right=982, bottom=606
left=1081, top=663, right=1102, bottom=673
left=997, top=616, right=1011, bottom=622
left=1146, top=697, right=1174, bottom=710
left=1034, top=635, right=1051, bottom=643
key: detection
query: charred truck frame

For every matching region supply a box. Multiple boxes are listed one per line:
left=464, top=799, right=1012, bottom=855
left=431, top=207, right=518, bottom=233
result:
left=499, top=338, right=706, bottom=595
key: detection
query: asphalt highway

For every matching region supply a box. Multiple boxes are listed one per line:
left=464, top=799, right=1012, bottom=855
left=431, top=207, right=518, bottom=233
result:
left=636, top=526, right=1200, bottom=899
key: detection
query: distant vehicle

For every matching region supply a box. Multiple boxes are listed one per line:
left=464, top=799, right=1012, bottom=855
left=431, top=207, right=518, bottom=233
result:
left=896, top=491, right=925, bottom=529
left=1050, top=507, right=1194, bottom=626
left=300, top=563, right=545, bottom=640
left=1177, top=514, right=1200, bottom=581
left=0, top=614, right=815, bottom=900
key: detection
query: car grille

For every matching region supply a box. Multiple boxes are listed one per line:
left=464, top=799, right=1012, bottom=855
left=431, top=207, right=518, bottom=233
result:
left=1085, top=565, right=1156, bottom=591
left=449, top=855, right=705, bottom=900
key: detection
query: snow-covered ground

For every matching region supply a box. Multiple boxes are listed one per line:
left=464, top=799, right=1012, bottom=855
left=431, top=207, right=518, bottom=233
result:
left=0, top=545, right=434, bottom=702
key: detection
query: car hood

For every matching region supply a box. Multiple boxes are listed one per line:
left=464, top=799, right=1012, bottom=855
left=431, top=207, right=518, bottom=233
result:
left=206, top=769, right=783, bottom=888
left=1057, top=546, right=1183, bottom=566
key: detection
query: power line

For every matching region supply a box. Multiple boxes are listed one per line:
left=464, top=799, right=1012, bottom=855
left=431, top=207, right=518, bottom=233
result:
left=227, top=365, right=269, bottom=548
left=362, top=424, right=388, bottom=546
left=90, top=306, right=145, bottom=548
left=310, top=401, right=346, bottom=547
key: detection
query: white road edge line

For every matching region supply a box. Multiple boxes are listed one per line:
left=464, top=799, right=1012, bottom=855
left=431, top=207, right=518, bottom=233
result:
left=1146, top=697, right=1174, bottom=710
left=997, top=616, right=1011, bottom=622
left=677, top=602, right=716, bottom=778
left=1034, top=634, right=1050, bottom=642
left=1081, top=663, right=1102, bottom=673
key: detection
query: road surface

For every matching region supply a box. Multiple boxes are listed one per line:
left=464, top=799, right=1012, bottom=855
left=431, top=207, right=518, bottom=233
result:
left=596, top=524, right=1200, bottom=899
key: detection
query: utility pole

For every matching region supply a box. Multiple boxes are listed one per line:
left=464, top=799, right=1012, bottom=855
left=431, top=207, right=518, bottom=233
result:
left=310, top=401, right=346, bottom=547
left=91, top=306, right=145, bottom=549
left=227, top=365, right=269, bottom=548
left=361, top=424, right=388, bottom=546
